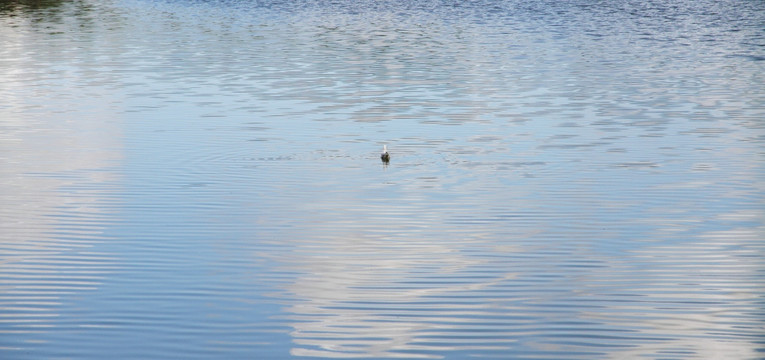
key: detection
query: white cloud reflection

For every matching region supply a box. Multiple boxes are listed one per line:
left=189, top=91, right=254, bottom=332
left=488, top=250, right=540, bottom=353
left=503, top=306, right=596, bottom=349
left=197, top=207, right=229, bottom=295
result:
left=0, top=8, right=123, bottom=345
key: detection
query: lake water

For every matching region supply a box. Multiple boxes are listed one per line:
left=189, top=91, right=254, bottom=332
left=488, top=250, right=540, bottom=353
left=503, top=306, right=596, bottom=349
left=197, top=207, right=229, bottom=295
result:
left=1, top=0, right=764, bottom=358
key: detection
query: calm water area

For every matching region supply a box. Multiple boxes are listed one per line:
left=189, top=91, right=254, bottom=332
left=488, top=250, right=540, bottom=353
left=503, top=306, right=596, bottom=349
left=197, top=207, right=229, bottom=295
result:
left=1, top=0, right=764, bottom=358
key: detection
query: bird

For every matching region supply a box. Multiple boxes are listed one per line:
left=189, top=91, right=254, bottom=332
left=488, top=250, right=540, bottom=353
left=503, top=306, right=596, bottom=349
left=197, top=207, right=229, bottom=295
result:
left=380, top=145, right=390, bottom=163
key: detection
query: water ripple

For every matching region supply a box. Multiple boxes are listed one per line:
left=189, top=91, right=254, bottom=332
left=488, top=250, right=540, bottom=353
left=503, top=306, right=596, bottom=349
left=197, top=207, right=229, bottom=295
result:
left=2, top=0, right=765, bottom=359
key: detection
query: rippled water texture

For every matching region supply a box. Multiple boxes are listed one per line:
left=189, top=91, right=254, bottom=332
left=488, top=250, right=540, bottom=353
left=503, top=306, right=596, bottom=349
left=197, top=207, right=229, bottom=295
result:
left=1, top=0, right=764, bottom=358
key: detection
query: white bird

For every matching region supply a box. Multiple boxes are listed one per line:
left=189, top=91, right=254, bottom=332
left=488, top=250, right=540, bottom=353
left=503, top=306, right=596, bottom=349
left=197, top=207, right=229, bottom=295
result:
left=381, top=145, right=390, bottom=163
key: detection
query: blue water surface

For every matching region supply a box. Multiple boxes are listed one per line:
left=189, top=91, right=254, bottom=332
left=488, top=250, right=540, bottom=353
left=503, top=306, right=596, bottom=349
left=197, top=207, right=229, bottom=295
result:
left=1, top=0, right=764, bottom=358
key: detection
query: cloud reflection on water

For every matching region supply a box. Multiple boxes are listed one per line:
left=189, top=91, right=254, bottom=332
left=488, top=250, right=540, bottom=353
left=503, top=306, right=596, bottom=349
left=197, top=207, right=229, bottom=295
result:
left=0, top=5, right=123, bottom=346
